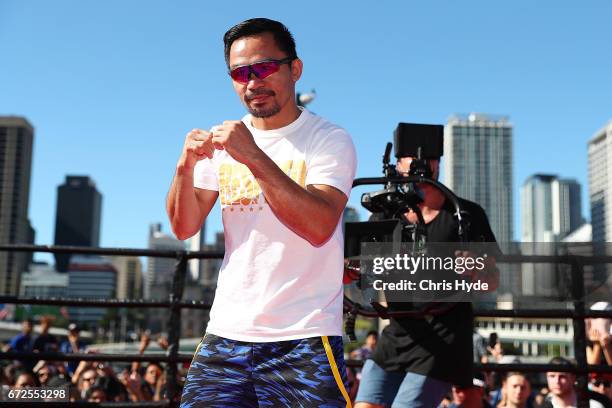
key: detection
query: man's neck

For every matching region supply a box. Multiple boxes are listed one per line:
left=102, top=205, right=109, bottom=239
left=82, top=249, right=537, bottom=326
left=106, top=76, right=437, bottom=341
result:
left=405, top=188, right=446, bottom=224
left=251, top=104, right=301, bottom=130
left=421, top=188, right=445, bottom=210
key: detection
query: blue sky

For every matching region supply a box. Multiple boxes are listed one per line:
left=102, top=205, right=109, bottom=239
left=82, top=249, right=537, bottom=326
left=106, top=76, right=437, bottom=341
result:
left=1, top=1, right=611, bottom=256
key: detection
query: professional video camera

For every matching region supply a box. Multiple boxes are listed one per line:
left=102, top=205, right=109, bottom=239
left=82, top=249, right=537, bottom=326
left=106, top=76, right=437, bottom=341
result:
left=361, top=123, right=442, bottom=216
left=359, top=123, right=448, bottom=248
left=343, top=123, right=471, bottom=340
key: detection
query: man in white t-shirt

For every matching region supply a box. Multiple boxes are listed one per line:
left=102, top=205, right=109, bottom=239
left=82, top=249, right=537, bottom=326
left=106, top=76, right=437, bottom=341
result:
left=167, top=18, right=356, bottom=407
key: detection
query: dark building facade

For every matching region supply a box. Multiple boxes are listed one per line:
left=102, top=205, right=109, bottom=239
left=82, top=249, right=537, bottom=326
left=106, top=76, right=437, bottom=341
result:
left=54, top=176, right=102, bottom=271
left=0, top=117, right=34, bottom=295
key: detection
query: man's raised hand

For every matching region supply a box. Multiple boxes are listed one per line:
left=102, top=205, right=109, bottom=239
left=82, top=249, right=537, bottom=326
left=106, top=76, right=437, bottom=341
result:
left=210, top=121, right=263, bottom=165
left=180, top=128, right=214, bottom=169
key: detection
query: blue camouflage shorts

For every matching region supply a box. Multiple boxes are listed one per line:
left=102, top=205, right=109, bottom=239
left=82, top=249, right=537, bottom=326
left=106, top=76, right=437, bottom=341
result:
left=180, top=333, right=351, bottom=408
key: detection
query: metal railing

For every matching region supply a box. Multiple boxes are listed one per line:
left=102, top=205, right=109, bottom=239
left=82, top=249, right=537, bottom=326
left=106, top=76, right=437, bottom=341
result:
left=0, top=244, right=222, bottom=408
left=0, top=244, right=611, bottom=408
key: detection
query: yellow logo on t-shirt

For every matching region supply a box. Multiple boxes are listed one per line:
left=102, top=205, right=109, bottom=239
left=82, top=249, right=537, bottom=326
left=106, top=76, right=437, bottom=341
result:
left=219, top=160, right=306, bottom=211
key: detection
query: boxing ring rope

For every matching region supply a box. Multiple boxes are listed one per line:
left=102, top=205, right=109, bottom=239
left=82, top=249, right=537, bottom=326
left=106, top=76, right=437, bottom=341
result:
left=1, top=238, right=611, bottom=407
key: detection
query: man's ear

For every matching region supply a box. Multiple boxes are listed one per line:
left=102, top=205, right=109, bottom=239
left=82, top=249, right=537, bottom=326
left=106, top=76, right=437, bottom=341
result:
left=290, top=58, right=303, bottom=82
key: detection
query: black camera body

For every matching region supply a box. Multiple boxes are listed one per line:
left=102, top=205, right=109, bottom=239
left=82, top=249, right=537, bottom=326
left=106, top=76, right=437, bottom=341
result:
left=395, top=122, right=444, bottom=179
left=393, top=122, right=444, bottom=159
left=361, top=123, right=444, bottom=219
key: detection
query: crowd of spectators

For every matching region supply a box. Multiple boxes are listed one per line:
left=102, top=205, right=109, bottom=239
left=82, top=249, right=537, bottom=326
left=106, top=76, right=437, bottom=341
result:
left=1, top=317, right=184, bottom=403
left=346, top=327, right=611, bottom=408
left=2, top=312, right=611, bottom=406
left=429, top=353, right=610, bottom=408
left=442, top=337, right=612, bottom=408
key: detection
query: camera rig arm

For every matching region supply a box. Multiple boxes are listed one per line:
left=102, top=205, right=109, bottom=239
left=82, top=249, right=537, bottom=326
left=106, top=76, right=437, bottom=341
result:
left=343, top=175, right=469, bottom=340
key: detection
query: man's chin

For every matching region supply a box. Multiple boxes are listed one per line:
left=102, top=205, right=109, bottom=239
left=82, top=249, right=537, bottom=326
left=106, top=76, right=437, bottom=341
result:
left=248, top=106, right=281, bottom=118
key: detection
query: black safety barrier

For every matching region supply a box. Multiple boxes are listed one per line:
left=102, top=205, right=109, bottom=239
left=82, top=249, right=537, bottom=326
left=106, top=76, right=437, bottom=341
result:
left=0, top=244, right=610, bottom=408
left=0, top=244, right=222, bottom=408
left=343, top=248, right=612, bottom=408
left=0, top=403, right=170, bottom=408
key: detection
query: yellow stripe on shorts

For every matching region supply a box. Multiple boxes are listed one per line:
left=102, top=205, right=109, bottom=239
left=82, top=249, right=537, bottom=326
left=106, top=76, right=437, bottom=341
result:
left=321, top=336, right=352, bottom=408
left=188, top=337, right=205, bottom=367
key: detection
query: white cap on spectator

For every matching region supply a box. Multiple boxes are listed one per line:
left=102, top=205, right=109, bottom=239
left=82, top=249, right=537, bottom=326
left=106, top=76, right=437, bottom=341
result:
left=590, top=302, right=611, bottom=311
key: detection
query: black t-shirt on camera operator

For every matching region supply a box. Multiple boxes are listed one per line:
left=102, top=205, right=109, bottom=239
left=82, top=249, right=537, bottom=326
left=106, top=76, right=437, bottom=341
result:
left=370, top=197, right=500, bottom=388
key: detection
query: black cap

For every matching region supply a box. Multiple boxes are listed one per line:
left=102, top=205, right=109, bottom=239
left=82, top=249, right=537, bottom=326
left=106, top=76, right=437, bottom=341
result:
left=393, top=123, right=444, bottom=159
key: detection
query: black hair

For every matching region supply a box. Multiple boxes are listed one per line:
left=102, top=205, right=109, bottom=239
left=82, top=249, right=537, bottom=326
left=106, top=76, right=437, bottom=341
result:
left=366, top=330, right=378, bottom=338
left=85, top=379, right=107, bottom=401
left=146, top=362, right=164, bottom=372
left=92, top=375, right=123, bottom=401
left=14, top=370, right=39, bottom=387
left=223, top=18, right=297, bottom=67
left=549, top=356, right=574, bottom=367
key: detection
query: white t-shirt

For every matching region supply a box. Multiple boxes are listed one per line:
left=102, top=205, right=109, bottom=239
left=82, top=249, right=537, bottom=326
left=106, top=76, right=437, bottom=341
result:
left=547, top=395, right=605, bottom=408
left=193, top=108, right=357, bottom=342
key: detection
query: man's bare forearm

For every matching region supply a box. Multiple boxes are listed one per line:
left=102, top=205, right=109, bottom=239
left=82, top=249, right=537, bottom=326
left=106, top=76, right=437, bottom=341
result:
left=248, top=154, right=346, bottom=246
left=167, top=128, right=216, bottom=240
left=166, top=164, right=203, bottom=240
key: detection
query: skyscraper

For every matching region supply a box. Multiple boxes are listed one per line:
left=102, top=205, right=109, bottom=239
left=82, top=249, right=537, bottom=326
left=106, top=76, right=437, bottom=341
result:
left=0, top=116, right=34, bottom=295
left=521, top=174, right=583, bottom=242
left=187, top=223, right=206, bottom=282
left=520, top=175, right=584, bottom=298
left=199, top=231, right=224, bottom=289
left=67, top=255, right=116, bottom=328
left=106, top=256, right=143, bottom=300
left=444, top=113, right=514, bottom=243
left=53, top=176, right=102, bottom=271
left=589, top=120, right=612, bottom=242
left=145, top=223, right=184, bottom=299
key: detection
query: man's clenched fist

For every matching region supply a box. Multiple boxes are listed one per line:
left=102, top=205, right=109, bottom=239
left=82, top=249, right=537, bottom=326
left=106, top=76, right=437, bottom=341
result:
left=180, top=128, right=215, bottom=169
left=210, top=120, right=263, bottom=165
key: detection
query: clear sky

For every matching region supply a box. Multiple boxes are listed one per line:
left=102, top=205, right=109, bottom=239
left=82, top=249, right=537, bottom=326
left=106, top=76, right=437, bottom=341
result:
left=1, top=1, right=611, bottom=257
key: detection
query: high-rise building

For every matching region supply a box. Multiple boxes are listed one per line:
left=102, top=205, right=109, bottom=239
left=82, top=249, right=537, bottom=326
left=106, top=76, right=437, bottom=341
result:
left=556, top=179, right=584, bottom=239
left=54, top=176, right=102, bottom=271
left=589, top=120, right=612, bottom=242
left=444, top=113, right=514, bottom=243
left=588, top=120, right=612, bottom=300
left=187, top=223, right=206, bottom=282
left=520, top=175, right=584, bottom=298
left=106, top=256, right=143, bottom=300
left=67, top=255, right=116, bottom=328
left=521, top=174, right=583, bottom=242
left=145, top=223, right=184, bottom=299
left=20, top=262, right=68, bottom=298
left=146, top=224, right=210, bottom=336
left=199, top=231, right=224, bottom=289
left=0, top=116, right=34, bottom=295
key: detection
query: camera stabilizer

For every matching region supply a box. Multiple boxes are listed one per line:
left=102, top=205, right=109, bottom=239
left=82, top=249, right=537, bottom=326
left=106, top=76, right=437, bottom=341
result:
left=343, top=123, right=472, bottom=341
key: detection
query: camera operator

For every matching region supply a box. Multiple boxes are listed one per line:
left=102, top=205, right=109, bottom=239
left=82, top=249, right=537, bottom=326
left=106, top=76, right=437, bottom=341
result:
left=355, top=124, right=500, bottom=408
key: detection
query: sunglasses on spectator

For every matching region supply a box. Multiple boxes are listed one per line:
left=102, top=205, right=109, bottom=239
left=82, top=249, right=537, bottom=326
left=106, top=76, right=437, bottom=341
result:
left=594, top=379, right=610, bottom=388
left=229, top=57, right=294, bottom=84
